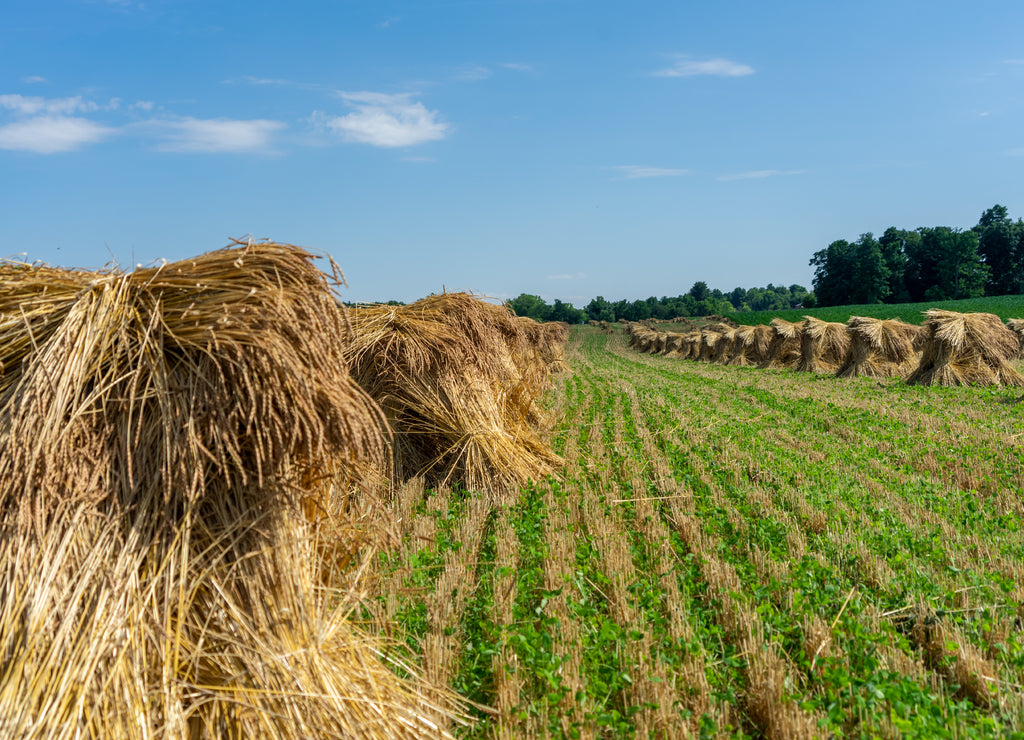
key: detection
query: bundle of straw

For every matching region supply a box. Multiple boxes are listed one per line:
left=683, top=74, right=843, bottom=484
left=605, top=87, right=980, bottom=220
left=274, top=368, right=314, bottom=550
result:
left=836, top=317, right=922, bottom=379
left=635, top=330, right=658, bottom=353
left=711, top=327, right=739, bottom=364
left=760, top=318, right=802, bottom=369
left=0, top=242, right=466, bottom=738
left=515, top=317, right=570, bottom=373
left=726, top=325, right=761, bottom=366
left=906, top=309, right=1024, bottom=386
left=663, top=332, right=687, bottom=357
left=1006, top=318, right=1024, bottom=358
left=698, top=328, right=723, bottom=362
left=797, top=316, right=851, bottom=374
left=682, top=331, right=702, bottom=360
left=345, top=293, right=563, bottom=493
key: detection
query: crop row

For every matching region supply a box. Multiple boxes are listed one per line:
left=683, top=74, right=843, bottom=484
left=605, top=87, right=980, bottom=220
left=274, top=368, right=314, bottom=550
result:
left=358, top=327, right=1024, bottom=738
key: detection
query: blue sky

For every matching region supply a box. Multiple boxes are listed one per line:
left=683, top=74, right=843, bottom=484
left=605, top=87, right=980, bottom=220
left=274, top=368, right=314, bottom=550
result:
left=3, top=0, right=1024, bottom=305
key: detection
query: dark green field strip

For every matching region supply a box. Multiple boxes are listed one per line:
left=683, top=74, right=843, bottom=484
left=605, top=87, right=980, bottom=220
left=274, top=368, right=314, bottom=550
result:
left=596, top=330, right=1024, bottom=734
left=728, top=293, right=1024, bottom=329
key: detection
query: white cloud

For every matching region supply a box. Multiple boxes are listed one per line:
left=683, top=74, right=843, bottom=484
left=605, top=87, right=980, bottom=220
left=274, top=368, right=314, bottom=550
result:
left=615, top=165, right=689, bottom=179
left=153, top=117, right=285, bottom=153
left=546, top=273, right=587, bottom=280
left=325, top=92, right=449, bottom=148
left=717, top=169, right=804, bottom=181
left=0, top=116, right=114, bottom=153
left=1005, top=148, right=1024, bottom=157
left=22, top=76, right=47, bottom=85
left=502, top=62, right=534, bottom=72
left=0, top=94, right=98, bottom=115
left=653, top=56, right=754, bottom=78
left=131, top=100, right=154, bottom=111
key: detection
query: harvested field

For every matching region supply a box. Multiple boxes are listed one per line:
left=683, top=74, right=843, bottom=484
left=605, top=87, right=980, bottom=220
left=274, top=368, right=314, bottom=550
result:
left=359, top=326, right=1024, bottom=739
left=9, top=269, right=1024, bottom=739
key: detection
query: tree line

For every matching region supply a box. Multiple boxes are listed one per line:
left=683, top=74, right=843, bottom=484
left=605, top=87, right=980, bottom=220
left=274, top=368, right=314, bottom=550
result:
left=810, top=204, right=1024, bottom=306
left=507, top=282, right=813, bottom=324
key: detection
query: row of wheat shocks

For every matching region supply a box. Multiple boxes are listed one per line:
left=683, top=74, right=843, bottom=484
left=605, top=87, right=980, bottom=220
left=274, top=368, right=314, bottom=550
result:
left=344, top=296, right=569, bottom=494
left=0, top=243, right=571, bottom=740
left=624, top=311, right=1024, bottom=387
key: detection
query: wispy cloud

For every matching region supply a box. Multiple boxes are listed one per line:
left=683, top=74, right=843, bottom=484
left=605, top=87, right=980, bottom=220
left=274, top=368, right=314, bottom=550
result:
left=1004, top=148, right=1024, bottom=157
left=1002, top=59, right=1024, bottom=65
left=22, top=76, right=47, bottom=85
left=0, top=94, right=99, bottom=115
left=323, top=92, right=449, bottom=148
left=717, top=169, right=804, bottom=181
left=234, top=75, right=293, bottom=86
left=547, top=273, right=587, bottom=280
left=152, top=117, right=285, bottom=153
left=502, top=62, right=534, bottom=73
left=653, top=56, right=754, bottom=78
left=0, top=116, right=114, bottom=153
left=615, top=165, right=689, bottom=179
left=456, top=65, right=492, bottom=81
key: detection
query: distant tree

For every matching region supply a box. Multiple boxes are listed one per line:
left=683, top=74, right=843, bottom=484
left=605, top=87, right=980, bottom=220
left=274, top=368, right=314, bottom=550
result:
left=550, top=299, right=585, bottom=324
left=914, top=227, right=987, bottom=300
left=975, top=205, right=1024, bottom=295
left=507, top=293, right=551, bottom=321
left=688, top=281, right=710, bottom=302
left=788, top=284, right=811, bottom=306
left=810, top=239, right=856, bottom=306
left=585, top=296, right=614, bottom=322
left=977, top=204, right=1010, bottom=229
left=632, top=299, right=652, bottom=321
left=878, top=227, right=912, bottom=302
left=850, top=233, right=890, bottom=304
left=728, top=287, right=747, bottom=310
left=903, top=230, right=941, bottom=302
